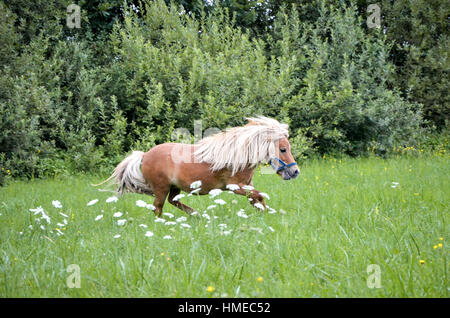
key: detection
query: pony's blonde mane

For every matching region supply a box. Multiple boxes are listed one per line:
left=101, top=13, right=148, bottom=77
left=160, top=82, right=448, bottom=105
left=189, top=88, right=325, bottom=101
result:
left=194, top=116, right=289, bottom=175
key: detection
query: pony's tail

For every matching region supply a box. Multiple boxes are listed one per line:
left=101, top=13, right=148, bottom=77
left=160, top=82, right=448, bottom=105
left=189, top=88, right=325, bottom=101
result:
left=93, top=151, right=153, bottom=196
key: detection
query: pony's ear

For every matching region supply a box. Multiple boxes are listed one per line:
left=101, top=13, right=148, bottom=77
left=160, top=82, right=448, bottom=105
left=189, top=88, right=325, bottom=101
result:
left=245, top=117, right=259, bottom=126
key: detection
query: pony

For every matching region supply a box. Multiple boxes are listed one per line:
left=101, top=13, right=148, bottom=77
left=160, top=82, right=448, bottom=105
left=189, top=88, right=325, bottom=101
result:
left=98, top=116, right=299, bottom=216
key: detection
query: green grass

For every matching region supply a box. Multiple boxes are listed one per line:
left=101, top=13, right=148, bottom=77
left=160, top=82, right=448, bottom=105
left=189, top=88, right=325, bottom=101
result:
left=0, top=155, right=448, bottom=297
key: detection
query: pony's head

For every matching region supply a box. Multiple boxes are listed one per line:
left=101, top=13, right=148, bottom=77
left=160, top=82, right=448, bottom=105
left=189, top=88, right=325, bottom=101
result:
left=268, top=136, right=299, bottom=180
left=245, top=117, right=299, bottom=180
left=195, top=116, right=299, bottom=179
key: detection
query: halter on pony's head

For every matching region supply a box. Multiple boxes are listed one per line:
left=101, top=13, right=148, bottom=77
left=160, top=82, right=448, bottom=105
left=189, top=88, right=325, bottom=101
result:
left=269, top=157, right=298, bottom=173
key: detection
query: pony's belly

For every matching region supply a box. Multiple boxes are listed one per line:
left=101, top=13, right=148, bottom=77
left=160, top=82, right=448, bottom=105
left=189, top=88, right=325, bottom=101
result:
left=172, top=161, right=227, bottom=194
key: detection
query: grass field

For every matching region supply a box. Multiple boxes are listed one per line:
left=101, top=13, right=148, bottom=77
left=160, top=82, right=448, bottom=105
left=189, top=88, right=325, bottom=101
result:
left=0, top=155, right=448, bottom=297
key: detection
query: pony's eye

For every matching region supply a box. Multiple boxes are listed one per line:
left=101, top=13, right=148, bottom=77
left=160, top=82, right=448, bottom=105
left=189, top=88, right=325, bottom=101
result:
left=280, top=148, right=286, bottom=153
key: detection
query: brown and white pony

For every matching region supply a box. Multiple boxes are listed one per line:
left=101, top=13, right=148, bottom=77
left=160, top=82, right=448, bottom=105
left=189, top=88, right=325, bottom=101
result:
left=99, top=116, right=299, bottom=216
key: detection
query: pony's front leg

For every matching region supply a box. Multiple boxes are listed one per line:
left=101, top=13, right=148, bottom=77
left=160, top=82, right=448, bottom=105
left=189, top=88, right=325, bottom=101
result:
left=233, top=184, right=267, bottom=210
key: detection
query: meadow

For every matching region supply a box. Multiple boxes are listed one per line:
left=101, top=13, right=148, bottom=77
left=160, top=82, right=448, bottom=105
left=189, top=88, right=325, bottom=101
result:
left=0, top=154, right=448, bottom=297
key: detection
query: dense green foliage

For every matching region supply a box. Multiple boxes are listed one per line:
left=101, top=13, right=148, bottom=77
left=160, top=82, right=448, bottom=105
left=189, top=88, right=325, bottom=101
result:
left=0, top=0, right=448, bottom=182
left=0, top=155, right=448, bottom=296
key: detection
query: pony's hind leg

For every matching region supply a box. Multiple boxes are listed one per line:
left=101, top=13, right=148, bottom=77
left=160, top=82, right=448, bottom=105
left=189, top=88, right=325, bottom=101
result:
left=168, top=187, right=195, bottom=215
left=153, top=186, right=170, bottom=217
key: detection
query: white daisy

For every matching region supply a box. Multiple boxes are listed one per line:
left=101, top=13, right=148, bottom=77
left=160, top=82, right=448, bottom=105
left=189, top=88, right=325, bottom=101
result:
left=163, top=212, right=174, bottom=218
left=242, top=185, right=254, bottom=191
left=232, top=199, right=238, bottom=204
left=190, top=180, right=202, bottom=189
left=180, top=223, right=191, bottom=228
left=52, top=200, right=62, bottom=209
left=144, top=231, right=154, bottom=237
left=57, top=222, right=65, bottom=227
left=209, top=189, right=222, bottom=198
left=29, top=206, right=44, bottom=215
left=207, top=205, right=217, bottom=210
left=237, top=209, right=248, bottom=218
left=259, top=192, right=270, bottom=200
left=41, top=213, right=51, bottom=224
left=139, top=224, right=148, bottom=228
left=176, top=216, right=187, bottom=223
left=214, top=199, right=226, bottom=205
left=113, top=234, right=121, bottom=239
left=250, top=227, right=263, bottom=234
left=226, top=184, right=240, bottom=191
left=95, top=215, right=103, bottom=221
left=268, top=207, right=277, bottom=214
left=117, top=219, right=127, bottom=226
left=191, top=211, right=199, bottom=216
left=218, top=223, right=227, bottom=228
left=165, top=221, right=177, bottom=226
left=155, top=218, right=166, bottom=223
left=87, top=199, right=99, bottom=206
left=254, top=203, right=265, bottom=210
left=163, top=235, right=172, bottom=240
left=222, top=230, right=232, bottom=235
left=136, top=200, right=148, bottom=208
left=172, top=194, right=185, bottom=202
left=113, top=212, right=123, bottom=218
left=106, top=196, right=118, bottom=203
left=189, top=188, right=201, bottom=195
left=202, top=213, right=211, bottom=220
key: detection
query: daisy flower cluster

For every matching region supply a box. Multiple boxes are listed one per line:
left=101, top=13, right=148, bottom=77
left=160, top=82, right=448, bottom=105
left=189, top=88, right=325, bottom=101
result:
left=26, top=200, right=69, bottom=237
left=18, top=180, right=279, bottom=242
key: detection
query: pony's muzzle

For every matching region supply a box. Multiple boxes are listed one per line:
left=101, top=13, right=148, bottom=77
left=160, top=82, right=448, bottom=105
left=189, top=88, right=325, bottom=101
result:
left=281, top=166, right=299, bottom=180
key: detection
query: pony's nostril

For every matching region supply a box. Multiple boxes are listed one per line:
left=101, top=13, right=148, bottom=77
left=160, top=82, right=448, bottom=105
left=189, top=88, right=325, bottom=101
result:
left=292, top=169, right=299, bottom=177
